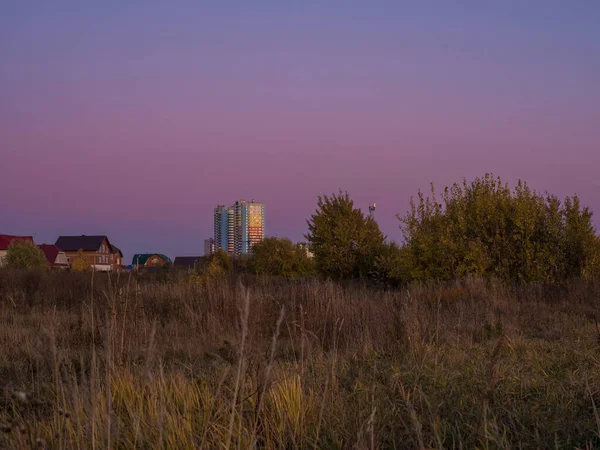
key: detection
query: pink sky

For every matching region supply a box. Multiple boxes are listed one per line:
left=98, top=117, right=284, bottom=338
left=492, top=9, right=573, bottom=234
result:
left=1, top=2, right=599, bottom=261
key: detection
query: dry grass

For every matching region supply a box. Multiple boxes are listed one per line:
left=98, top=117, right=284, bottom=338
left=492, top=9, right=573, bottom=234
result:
left=1, top=271, right=600, bottom=449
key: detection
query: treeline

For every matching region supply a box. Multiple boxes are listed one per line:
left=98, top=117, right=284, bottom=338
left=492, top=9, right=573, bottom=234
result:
left=5, top=174, right=599, bottom=286
left=249, top=174, right=600, bottom=285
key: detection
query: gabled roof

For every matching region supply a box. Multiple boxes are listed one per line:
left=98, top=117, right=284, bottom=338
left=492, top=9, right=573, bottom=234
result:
left=55, top=235, right=109, bottom=252
left=132, top=253, right=172, bottom=266
left=0, top=235, right=34, bottom=250
left=173, top=256, right=202, bottom=268
left=37, top=244, right=69, bottom=267
left=111, top=245, right=123, bottom=257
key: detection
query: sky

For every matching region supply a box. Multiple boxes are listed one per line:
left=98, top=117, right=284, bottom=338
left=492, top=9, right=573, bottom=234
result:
left=1, top=1, right=599, bottom=262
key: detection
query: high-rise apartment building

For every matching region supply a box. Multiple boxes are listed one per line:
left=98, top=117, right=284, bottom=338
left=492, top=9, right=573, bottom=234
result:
left=214, top=205, right=235, bottom=254
left=203, top=238, right=215, bottom=255
left=214, top=200, right=264, bottom=256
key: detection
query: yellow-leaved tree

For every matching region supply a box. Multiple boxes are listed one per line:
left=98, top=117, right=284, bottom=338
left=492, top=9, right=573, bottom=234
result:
left=71, top=249, right=91, bottom=272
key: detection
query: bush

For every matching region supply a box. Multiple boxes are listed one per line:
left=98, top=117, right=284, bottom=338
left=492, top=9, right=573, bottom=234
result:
left=190, top=249, right=232, bottom=285
left=372, top=242, right=412, bottom=287
left=306, top=191, right=386, bottom=280
left=71, top=249, right=91, bottom=272
left=6, top=239, right=47, bottom=270
left=248, top=237, right=315, bottom=277
left=399, top=174, right=598, bottom=283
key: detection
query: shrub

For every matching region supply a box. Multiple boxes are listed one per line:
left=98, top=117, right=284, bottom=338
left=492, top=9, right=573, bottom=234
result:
left=6, top=239, right=47, bottom=270
left=399, top=174, right=597, bottom=283
left=372, top=242, right=411, bottom=287
left=248, top=237, right=315, bottom=277
left=190, top=249, right=232, bottom=285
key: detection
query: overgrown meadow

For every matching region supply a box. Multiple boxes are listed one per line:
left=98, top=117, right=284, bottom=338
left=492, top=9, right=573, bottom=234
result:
left=1, top=270, right=600, bottom=449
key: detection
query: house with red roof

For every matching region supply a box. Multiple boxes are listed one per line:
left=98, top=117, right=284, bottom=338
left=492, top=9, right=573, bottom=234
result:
left=0, top=234, right=34, bottom=267
left=38, top=244, right=70, bottom=269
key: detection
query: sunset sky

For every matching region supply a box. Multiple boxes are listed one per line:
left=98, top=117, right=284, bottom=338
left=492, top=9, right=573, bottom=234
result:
left=1, top=1, right=599, bottom=261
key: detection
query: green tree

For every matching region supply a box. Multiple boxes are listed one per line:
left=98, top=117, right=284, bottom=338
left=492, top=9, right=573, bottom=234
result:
left=6, top=240, right=47, bottom=270
left=306, top=191, right=386, bottom=279
left=583, top=235, right=600, bottom=280
left=372, top=242, right=412, bottom=287
left=399, top=174, right=598, bottom=284
left=248, top=237, right=315, bottom=277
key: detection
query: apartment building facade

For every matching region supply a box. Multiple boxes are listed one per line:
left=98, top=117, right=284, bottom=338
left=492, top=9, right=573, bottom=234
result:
left=214, top=200, right=264, bottom=256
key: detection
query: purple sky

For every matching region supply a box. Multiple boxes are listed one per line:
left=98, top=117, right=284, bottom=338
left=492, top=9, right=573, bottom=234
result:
left=1, top=2, right=599, bottom=262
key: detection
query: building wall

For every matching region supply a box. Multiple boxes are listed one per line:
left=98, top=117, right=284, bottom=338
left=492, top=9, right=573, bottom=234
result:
left=214, top=206, right=223, bottom=251
left=55, top=252, right=70, bottom=267
left=204, top=238, right=215, bottom=255
left=226, top=207, right=235, bottom=254
left=112, top=254, right=122, bottom=270
left=214, top=205, right=234, bottom=254
left=247, top=202, right=265, bottom=252
left=64, top=238, right=115, bottom=271
left=0, top=250, right=7, bottom=267
left=144, top=255, right=166, bottom=267
left=215, top=200, right=265, bottom=256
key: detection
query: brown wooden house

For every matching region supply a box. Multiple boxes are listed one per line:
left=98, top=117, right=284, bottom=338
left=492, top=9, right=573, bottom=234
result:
left=55, top=235, right=119, bottom=271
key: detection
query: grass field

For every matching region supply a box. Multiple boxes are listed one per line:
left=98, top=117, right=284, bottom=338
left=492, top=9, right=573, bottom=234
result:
left=1, top=270, right=600, bottom=449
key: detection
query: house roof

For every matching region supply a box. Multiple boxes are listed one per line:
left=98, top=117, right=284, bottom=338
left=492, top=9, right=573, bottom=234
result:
left=0, top=235, right=34, bottom=250
left=111, top=245, right=123, bottom=257
left=37, top=244, right=69, bottom=267
left=55, top=235, right=110, bottom=252
left=132, top=253, right=172, bottom=266
left=173, top=256, right=202, bottom=268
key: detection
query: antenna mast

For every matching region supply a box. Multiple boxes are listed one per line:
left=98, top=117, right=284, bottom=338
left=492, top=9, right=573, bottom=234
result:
left=369, top=202, right=376, bottom=218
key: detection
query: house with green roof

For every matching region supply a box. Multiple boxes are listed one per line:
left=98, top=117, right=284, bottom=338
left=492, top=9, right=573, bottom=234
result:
left=132, top=253, right=172, bottom=269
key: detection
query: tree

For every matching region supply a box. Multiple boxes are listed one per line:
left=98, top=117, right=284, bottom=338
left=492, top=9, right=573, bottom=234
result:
left=399, top=174, right=598, bottom=284
left=198, top=249, right=232, bottom=276
left=306, top=191, right=386, bottom=279
left=71, top=249, right=91, bottom=272
left=6, top=240, right=47, bottom=270
left=248, top=237, right=315, bottom=277
left=372, top=242, right=412, bottom=287
left=189, top=249, right=232, bottom=286
left=583, top=235, right=600, bottom=280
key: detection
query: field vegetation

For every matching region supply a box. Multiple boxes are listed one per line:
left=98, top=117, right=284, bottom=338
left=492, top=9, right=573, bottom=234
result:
left=2, top=174, right=600, bottom=449
left=1, top=272, right=600, bottom=449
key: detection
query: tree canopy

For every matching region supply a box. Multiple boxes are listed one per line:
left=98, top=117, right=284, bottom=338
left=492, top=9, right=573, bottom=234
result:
left=399, top=174, right=598, bottom=283
left=248, top=237, right=315, bottom=277
left=6, top=240, right=47, bottom=270
left=305, top=191, right=385, bottom=280
left=71, top=249, right=91, bottom=272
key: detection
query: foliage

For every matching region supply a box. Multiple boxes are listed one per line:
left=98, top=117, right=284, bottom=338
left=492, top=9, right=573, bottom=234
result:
left=5, top=239, right=47, bottom=270
left=399, top=174, right=598, bottom=283
left=372, top=242, right=412, bottom=287
left=2, top=273, right=600, bottom=448
left=306, top=191, right=386, bottom=279
left=583, top=236, right=600, bottom=280
left=71, top=249, right=91, bottom=272
left=248, top=237, right=315, bottom=277
left=190, top=249, right=232, bottom=285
